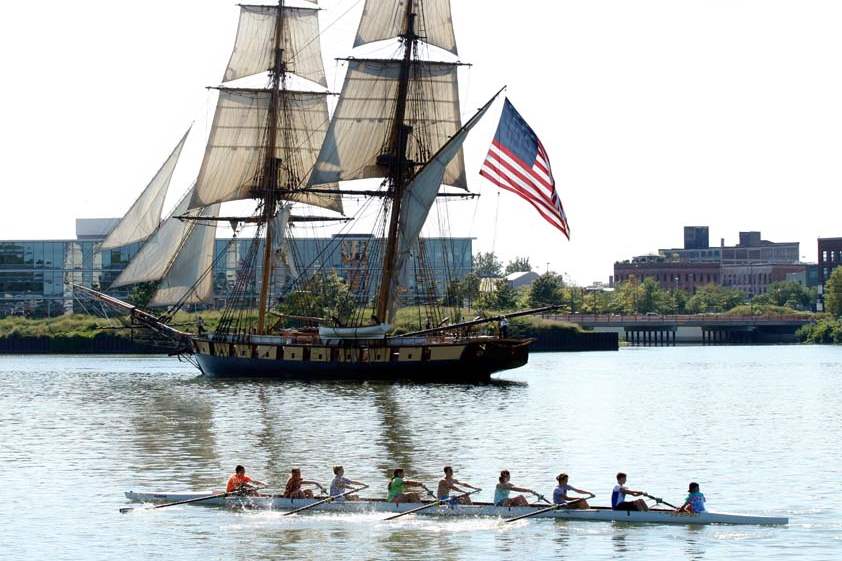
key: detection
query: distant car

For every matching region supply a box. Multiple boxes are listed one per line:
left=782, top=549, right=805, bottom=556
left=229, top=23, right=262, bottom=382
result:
left=645, top=312, right=659, bottom=316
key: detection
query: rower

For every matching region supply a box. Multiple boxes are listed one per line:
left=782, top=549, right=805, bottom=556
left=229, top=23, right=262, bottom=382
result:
left=436, top=466, right=480, bottom=505
left=553, top=473, right=594, bottom=509
left=494, top=470, right=535, bottom=507
left=677, top=482, right=706, bottom=513
left=387, top=468, right=428, bottom=504
left=226, top=465, right=266, bottom=494
left=611, top=472, right=649, bottom=511
left=330, top=466, right=365, bottom=501
left=283, top=468, right=326, bottom=499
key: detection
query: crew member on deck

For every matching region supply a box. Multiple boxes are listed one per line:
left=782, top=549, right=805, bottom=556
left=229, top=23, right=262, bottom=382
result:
left=500, top=316, right=509, bottom=338
left=330, top=466, right=365, bottom=501
left=436, top=466, right=480, bottom=505
left=284, top=468, right=326, bottom=499
left=611, top=472, right=649, bottom=511
left=226, top=465, right=266, bottom=494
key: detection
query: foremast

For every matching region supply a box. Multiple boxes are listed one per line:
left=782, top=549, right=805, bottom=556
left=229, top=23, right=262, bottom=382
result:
left=375, top=0, right=418, bottom=324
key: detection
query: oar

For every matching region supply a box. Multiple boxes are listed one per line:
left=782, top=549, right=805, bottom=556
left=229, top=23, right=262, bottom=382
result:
left=120, top=491, right=231, bottom=514
left=283, top=484, right=370, bottom=516
left=504, top=494, right=595, bottom=524
left=643, top=493, right=680, bottom=510
left=383, top=488, right=481, bottom=521
left=532, top=491, right=551, bottom=504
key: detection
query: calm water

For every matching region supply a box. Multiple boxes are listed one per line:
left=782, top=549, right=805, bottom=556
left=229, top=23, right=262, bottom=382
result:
left=1, top=346, right=840, bottom=560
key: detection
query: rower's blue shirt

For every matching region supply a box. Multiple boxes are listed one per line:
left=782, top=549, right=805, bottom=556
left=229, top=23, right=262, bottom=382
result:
left=686, top=491, right=706, bottom=513
left=494, top=485, right=510, bottom=506
left=611, top=484, right=626, bottom=508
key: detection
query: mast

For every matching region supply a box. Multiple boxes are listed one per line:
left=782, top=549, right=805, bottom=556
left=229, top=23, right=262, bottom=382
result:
left=257, top=0, right=286, bottom=333
left=375, top=0, right=417, bottom=323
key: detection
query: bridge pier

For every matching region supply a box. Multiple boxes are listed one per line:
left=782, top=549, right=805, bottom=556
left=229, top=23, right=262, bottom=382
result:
left=624, top=327, right=676, bottom=347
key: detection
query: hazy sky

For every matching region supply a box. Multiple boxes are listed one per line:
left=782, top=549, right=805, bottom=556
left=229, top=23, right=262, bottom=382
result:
left=2, top=0, right=841, bottom=284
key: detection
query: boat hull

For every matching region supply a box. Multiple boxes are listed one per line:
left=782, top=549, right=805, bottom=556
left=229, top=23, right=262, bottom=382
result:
left=124, top=492, right=788, bottom=526
left=192, top=338, right=529, bottom=381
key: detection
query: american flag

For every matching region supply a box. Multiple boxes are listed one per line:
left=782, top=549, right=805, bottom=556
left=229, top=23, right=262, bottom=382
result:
left=479, top=98, right=570, bottom=239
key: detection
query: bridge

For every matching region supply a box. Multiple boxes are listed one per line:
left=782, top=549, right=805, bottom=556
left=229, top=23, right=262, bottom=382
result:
left=542, top=313, right=814, bottom=346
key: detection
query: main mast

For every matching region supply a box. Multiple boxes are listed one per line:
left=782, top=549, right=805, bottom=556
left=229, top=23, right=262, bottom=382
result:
left=375, top=0, right=417, bottom=324
left=257, top=0, right=286, bottom=333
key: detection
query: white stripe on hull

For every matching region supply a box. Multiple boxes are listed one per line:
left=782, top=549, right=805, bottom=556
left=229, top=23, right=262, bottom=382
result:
left=124, top=492, right=788, bottom=526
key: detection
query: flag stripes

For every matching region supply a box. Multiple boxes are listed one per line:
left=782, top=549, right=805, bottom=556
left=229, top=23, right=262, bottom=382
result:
left=479, top=99, right=569, bottom=239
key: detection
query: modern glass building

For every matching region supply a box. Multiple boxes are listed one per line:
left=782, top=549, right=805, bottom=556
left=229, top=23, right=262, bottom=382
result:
left=0, top=220, right=473, bottom=317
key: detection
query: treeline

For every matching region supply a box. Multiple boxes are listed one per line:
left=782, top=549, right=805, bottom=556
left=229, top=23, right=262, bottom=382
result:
left=447, top=252, right=816, bottom=315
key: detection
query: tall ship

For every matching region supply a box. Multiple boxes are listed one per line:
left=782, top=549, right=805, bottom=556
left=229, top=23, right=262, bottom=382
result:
left=79, top=0, right=563, bottom=382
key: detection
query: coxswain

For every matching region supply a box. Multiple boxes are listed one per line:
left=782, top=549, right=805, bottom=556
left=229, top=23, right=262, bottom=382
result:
left=387, top=468, right=428, bottom=504
left=436, top=466, right=480, bottom=505
left=611, top=472, right=649, bottom=511
left=226, top=465, right=266, bottom=494
left=284, top=468, right=326, bottom=499
left=677, top=482, right=706, bottom=513
left=329, top=466, right=365, bottom=501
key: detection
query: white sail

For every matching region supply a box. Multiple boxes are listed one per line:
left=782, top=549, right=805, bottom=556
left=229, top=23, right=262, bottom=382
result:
left=189, top=88, right=341, bottom=213
left=308, top=60, right=464, bottom=188
left=385, top=91, right=501, bottom=321
left=100, top=128, right=190, bottom=249
left=354, top=0, right=457, bottom=55
left=110, top=189, right=196, bottom=288
left=148, top=204, right=220, bottom=307
left=224, top=4, right=326, bottom=87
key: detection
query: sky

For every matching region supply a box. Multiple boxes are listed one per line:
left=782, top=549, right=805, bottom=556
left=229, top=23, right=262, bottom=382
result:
left=2, top=0, right=842, bottom=284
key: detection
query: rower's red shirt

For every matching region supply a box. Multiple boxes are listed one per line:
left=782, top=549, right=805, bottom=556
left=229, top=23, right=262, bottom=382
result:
left=227, top=473, right=253, bottom=493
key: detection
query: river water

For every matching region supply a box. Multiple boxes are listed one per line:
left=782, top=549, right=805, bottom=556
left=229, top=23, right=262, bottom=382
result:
left=1, top=346, right=840, bottom=560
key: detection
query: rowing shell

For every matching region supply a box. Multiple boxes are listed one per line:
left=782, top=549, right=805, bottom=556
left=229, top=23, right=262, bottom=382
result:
left=124, top=492, right=788, bottom=526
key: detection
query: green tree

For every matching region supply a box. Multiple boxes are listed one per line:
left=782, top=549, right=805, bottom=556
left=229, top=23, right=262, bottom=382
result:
left=685, top=283, right=745, bottom=314
left=473, top=252, right=503, bottom=277
left=825, top=267, right=842, bottom=317
left=528, top=273, right=564, bottom=307
left=610, top=277, right=640, bottom=314
left=753, top=281, right=816, bottom=311
left=279, top=272, right=355, bottom=322
left=129, top=281, right=159, bottom=308
left=461, top=273, right=481, bottom=307
left=443, top=279, right=463, bottom=306
left=504, top=257, right=532, bottom=274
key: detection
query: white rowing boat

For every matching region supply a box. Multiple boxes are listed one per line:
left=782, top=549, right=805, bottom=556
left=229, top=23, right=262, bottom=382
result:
left=124, top=491, right=788, bottom=526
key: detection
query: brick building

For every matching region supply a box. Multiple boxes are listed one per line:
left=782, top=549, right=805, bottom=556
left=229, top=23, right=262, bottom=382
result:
left=614, top=227, right=808, bottom=297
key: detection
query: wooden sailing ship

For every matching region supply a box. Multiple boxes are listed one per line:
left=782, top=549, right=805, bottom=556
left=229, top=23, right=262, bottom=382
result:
left=78, top=0, right=556, bottom=381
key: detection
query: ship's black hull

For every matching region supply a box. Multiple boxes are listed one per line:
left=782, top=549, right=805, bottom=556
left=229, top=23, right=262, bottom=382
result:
left=193, top=339, right=530, bottom=382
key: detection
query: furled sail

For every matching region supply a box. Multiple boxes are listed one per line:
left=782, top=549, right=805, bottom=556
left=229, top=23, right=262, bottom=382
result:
left=148, top=203, right=220, bottom=307
left=188, top=88, right=342, bottom=213
left=271, top=204, right=298, bottom=291
left=354, top=0, right=457, bottom=55
left=385, top=90, right=501, bottom=322
left=100, top=127, right=190, bottom=249
left=224, top=4, right=326, bottom=87
left=308, top=60, right=464, bottom=188
left=110, top=187, right=204, bottom=288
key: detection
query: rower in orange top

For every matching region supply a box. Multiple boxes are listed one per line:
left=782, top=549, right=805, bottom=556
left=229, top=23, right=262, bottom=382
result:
left=226, top=465, right=266, bottom=494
